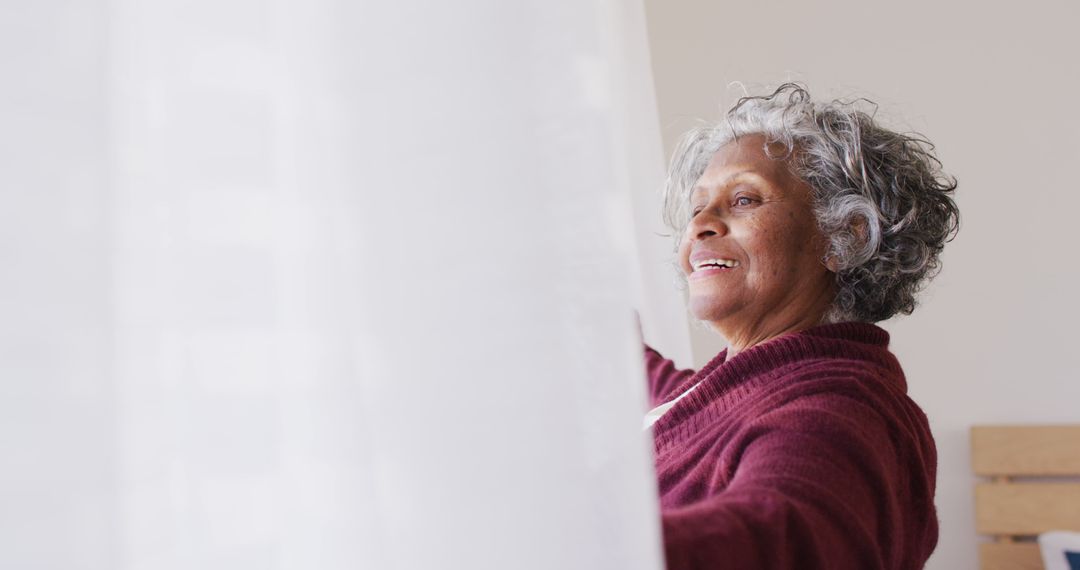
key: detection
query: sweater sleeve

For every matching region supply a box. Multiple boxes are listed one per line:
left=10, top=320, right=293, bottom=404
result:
left=643, top=344, right=696, bottom=407
left=660, top=382, right=938, bottom=570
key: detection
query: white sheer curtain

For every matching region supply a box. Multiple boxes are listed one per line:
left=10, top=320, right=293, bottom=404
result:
left=1, top=1, right=674, bottom=568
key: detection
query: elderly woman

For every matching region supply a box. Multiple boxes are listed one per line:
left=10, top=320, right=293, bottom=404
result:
left=643, top=84, right=958, bottom=569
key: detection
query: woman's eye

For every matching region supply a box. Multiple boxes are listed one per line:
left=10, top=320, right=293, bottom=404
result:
left=734, top=196, right=755, bottom=207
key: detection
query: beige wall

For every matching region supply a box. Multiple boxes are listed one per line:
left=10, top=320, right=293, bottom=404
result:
left=643, top=1, right=1080, bottom=568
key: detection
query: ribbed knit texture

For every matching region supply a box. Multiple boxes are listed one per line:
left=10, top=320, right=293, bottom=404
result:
left=644, top=322, right=938, bottom=569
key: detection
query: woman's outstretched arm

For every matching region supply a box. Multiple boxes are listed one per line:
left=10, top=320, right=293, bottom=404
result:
left=643, top=345, right=696, bottom=407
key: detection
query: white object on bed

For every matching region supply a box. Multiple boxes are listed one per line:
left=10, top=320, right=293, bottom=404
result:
left=1039, top=531, right=1080, bottom=570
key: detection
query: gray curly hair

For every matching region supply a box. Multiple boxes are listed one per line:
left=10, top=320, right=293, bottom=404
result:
left=663, top=83, right=960, bottom=323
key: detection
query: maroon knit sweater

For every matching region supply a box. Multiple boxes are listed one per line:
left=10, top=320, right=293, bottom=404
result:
left=645, top=322, right=937, bottom=570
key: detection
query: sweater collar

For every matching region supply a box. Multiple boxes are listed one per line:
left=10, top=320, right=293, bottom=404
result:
left=651, top=321, right=902, bottom=450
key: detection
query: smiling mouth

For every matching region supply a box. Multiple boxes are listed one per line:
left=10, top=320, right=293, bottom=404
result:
left=691, top=258, right=740, bottom=273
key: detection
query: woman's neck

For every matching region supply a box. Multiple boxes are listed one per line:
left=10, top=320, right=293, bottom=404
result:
left=719, top=310, right=829, bottom=359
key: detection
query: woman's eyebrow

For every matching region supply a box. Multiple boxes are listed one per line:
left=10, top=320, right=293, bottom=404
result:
left=691, top=170, right=761, bottom=198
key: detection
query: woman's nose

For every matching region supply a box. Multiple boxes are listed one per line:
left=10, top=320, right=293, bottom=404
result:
left=685, top=209, right=729, bottom=242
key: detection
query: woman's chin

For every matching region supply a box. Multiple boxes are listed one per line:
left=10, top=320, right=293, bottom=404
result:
left=688, top=299, right=737, bottom=327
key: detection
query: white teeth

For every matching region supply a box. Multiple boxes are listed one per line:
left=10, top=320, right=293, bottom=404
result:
left=693, top=258, right=739, bottom=271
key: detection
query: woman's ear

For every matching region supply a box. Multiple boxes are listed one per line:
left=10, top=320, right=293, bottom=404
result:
left=822, top=215, right=871, bottom=273
left=816, top=230, right=841, bottom=273
left=823, top=254, right=840, bottom=273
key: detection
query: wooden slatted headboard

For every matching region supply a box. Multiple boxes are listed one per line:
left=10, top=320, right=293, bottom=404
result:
left=972, top=425, right=1080, bottom=570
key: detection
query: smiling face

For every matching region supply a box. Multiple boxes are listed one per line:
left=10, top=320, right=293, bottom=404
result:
left=678, top=135, right=837, bottom=353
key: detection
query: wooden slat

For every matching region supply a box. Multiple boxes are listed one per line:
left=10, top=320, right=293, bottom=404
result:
left=972, top=425, right=1080, bottom=476
left=979, top=542, right=1042, bottom=570
left=976, top=482, right=1080, bottom=534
